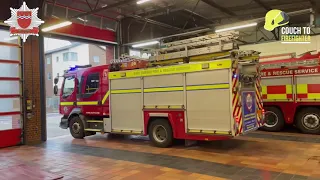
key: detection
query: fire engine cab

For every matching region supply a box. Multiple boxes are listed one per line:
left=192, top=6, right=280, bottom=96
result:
left=54, top=31, right=265, bottom=147
left=260, top=52, right=320, bottom=134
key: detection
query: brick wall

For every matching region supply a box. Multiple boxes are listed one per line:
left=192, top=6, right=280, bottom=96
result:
left=23, top=36, right=43, bottom=144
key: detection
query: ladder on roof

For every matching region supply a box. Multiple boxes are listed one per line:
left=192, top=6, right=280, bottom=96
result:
left=110, top=31, right=260, bottom=71
left=260, top=52, right=320, bottom=69
left=149, top=31, right=239, bottom=63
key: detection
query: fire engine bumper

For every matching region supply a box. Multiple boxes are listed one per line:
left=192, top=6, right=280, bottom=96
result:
left=59, top=116, right=69, bottom=129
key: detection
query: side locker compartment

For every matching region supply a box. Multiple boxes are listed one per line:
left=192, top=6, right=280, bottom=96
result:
left=261, top=76, right=293, bottom=102
left=143, top=74, right=185, bottom=136
left=296, top=74, right=320, bottom=101
left=110, top=77, right=143, bottom=134
left=186, top=69, right=232, bottom=135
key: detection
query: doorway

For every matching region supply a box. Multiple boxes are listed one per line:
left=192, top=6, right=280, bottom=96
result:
left=43, top=36, right=115, bottom=139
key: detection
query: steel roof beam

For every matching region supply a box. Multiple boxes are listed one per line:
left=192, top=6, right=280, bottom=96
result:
left=70, top=0, right=136, bottom=19
left=253, top=0, right=271, bottom=11
left=201, top=0, right=236, bottom=16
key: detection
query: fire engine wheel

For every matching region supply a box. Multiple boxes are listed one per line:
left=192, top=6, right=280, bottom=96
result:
left=261, top=107, right=285, bottom=132
left=296, top=108, right=320, bottom=134
left=69, top=116, right=85, bottom=139
left=148, top=119, right=173, bottom=148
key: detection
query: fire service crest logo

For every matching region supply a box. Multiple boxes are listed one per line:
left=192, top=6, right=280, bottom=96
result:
left=4, top=2, right=44, bottom=42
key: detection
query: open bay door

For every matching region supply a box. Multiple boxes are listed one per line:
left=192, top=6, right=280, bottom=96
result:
left=0, top=29, right=22, bottom=148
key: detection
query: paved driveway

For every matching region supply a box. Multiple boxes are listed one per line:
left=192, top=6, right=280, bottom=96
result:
left=47, top=113, right=70, bottom=139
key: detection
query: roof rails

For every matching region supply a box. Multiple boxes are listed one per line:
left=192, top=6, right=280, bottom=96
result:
left=260, top=51, right=320, bottom=69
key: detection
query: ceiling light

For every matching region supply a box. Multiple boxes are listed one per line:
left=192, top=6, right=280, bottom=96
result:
left=215, top=22, right=257, bottom=33
left=42, top=21, right=72, bottom=32
left=77, top=17, right=88, bottom=22
left=132, top=41, right=159, bottom=48
left=137, top=0, right=151, bottom=4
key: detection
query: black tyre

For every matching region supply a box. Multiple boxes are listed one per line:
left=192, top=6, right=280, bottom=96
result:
left=69, top=116, right=85, bottom=139
left=296, top=107, right=320, bottom=134
left=148, top=119, right=173, bottom=148
left=261, top=107, right=285, bottom=132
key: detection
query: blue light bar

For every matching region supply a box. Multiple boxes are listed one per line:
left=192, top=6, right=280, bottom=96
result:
left=67, top=64, right=92, bottom=72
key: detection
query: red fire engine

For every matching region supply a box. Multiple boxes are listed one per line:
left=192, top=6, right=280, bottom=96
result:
left=54, top=32, right=265, bottom=147
left=260, top=52, right=320, bottom=134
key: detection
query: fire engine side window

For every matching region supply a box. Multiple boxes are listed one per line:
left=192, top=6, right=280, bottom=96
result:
left=85, top=73, right=100, bottom=94
left=62, top=76, right=75, bottom=97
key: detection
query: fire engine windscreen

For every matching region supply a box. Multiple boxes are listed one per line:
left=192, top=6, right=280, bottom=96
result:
left=62, top=76, right=75, bottom=97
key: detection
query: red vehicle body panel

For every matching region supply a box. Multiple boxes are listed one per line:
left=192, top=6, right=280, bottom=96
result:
left=261, top=52, right=320, bottom=125
left=60, top=65, right=111, bottom=116
left=143, top=110, right=230, bottom=141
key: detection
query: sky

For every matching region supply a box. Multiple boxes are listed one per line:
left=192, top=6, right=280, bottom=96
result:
left=43, top=37, right=72, bottom=52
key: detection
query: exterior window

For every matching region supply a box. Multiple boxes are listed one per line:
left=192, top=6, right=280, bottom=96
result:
left=62, top=76, right=75, bottom=97
left=93, top=56, right=100, bottom=63
left=46, top=57, right=51, bottom=64
left=85, top=73, right=99, bottom=94
left=56, top=56, right=59, bottom=62
left=63, top=52, right=78, bottom=61
left=48, top=72, right=52, bottom=80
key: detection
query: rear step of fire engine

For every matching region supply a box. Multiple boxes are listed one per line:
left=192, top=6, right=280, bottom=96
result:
left=84, top=120, right=104, bottom=132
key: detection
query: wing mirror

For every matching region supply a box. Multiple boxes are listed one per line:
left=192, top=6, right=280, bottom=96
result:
left=54, top=77, right=59, bottom=85
left=54, top=85, right=58, bottom=96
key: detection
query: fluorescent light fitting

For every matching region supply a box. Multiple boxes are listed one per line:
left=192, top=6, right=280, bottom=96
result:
left=132, top=41, right=159, bottom=48
left=42, top=21, right=72, bottom=32
left=77, top=17, right=88, bottom=22
left=215, top=22, right=257, bottom=33
left=137, top=0, right=151, bottom=4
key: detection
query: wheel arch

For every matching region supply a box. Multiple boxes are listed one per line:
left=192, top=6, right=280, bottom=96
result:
left=67, top=108, right=85, bottom=128
left=146, top=113, right=175, bottom=136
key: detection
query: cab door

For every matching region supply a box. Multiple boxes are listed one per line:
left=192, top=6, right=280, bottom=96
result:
left=60, top=74, right=77, bottom=116
left=78, top=70, right=102, bottom=116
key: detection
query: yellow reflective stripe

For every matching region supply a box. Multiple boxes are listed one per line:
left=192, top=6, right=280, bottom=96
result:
left=266, top=94, right=287, bottom=99
left=144, top=87, right=183, bottom=93
left=186, top=84, right=229, bottom=90
left=111, top=89, right=141, bottom=94
left=109, top=59, right=232, bottom=79
left=188, top=129, right=230, bottom=135
left=297, top=84, right=308, bottom=94
left=110, top=84, right=229, bottom=94
left=60, top=102, right=74, bottom=106
left=286, top=85, right=292, bottom=94
left=84, top=129, right=102, bottom=132
left=261, top=86, right=267, bottom=95
left=112, top=129, right=142, bottom=134
left=77, top=101, right=98, bottom=105
left=102, top=91, right=110, bottom=104
left=307, top=93, right=320, bottom=99
left=87, top=120, right=104, bottom=123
